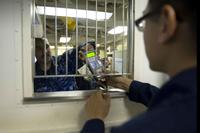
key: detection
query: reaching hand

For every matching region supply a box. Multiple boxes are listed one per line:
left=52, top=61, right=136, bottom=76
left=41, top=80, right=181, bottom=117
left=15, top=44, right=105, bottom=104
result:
left=85, top=91, right=111, bottom=120
left=105, top=76, right=132, bottom=92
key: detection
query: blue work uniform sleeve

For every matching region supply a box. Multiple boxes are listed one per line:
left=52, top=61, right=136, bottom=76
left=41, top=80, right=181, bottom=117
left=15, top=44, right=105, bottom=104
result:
left=80, top=119, right=105, bottom=133
left=127, top=80, right=160, bottom=107
left=80, top=80, right=159, bottom=133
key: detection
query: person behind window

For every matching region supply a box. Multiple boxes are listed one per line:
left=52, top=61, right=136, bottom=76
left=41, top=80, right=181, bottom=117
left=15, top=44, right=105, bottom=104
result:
left=34, top=38, right=78, bottom=92
left=81, top=0, right=197, bottom=132
left=68, top=40, right=99, bottom=90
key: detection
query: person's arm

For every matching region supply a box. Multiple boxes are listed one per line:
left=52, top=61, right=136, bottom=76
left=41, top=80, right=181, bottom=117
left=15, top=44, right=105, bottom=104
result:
left=106, top=76, right=160, bottom=107
left=80, top=119, right=105, bottom=133
left=128, top=80, right=159, bottom=107
left=80, top=91, right=110, bottom=133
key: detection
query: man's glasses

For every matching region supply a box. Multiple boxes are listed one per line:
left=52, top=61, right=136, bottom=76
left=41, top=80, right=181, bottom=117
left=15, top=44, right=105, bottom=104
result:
left=135, top=9, right=161, bottom=32
left=135, top=6, right=182, bottom=32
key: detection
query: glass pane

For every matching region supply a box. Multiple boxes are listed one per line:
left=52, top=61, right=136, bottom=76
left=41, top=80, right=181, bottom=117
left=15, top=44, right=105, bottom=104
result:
left=33, top=0, right=131, bottom=93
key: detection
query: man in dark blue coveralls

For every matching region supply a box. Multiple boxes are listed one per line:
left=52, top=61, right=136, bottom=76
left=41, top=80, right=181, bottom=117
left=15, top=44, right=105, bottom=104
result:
left=81, top=0, right=197, bottom=132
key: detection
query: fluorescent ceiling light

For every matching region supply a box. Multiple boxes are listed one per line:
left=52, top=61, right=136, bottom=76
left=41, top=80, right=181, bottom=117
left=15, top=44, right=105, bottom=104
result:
left=36, top=6, right=113, bottom=21
left=50, top=46, right=55, bottom=49
left=58, top=46, right=73, bottom=50
left=96, top=44, right=101, bottom=47
left=108, top=26, right=128, bottom=35
left=124, top=31, right=127, bottom=36
left=59, top=37, right=71, bottom=43
left=65, top=46, right=73, bottom=50
left=50, top=45, right=74, bottom=50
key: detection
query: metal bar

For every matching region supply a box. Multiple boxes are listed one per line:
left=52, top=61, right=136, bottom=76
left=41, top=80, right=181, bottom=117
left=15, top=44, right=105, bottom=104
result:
left=104, top=0, right=107, bottom=69
left=131, top=0, right=135, bottom=77
left=113, top=0, right=116, bottom=72
left=65, top=0, right=68, bottom=75
left=34, top=73, right=132, bottom=78
left=95, top=0, right=98, bottom=60
left=55, top=0, right=58, bottom=75
left=127, top=0, right=134, bottom=78
left=33, top=0, right=36, bottom=77
left=75, top=0, right=78, bottom=74
left=86, top=0, right=89, bottom=75
left=44, top=0, right=47, bottom=75
left=104, top=0, right=108, bottom=92
left=122, top=0, right=124, bottom=75
left=24, top=90, right=126, bottom=101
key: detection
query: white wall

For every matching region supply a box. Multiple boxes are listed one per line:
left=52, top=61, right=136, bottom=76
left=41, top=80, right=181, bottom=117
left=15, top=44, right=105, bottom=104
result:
left=0, top=0, right=167, bottom=133
left=134, top=0, right=169, bottom=87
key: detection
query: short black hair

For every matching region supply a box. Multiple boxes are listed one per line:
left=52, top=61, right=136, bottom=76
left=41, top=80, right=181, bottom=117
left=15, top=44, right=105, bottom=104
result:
left=148, top=0, right=196, bottom=30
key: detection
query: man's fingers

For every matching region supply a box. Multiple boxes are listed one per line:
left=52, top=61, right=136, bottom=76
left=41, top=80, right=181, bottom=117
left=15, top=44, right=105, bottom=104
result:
left=95, top=90, right=102, bottom=97
left=86, top=91, right=110, bottom=104
left=102, top=93, right=110, bottom=102
left=94, top=91, right=110, bottom=102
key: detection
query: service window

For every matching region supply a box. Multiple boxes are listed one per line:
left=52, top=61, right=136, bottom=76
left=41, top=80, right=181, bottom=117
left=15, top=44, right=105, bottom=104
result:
left=23, top=0, right=135, bottom=100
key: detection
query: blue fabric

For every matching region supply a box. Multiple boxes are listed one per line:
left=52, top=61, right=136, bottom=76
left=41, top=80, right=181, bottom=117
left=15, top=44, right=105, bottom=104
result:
left=67, top=40, right=99, bottom=90
left=67, top=40, right=96, bottom=72
left=34, top=52, right=78, bottom=92
left=67, top=45, right=98, bottom=90
left=81, top=119, right=105, bottom=133
left=34, top=40, right=97, bottom=92
left=81, top=67, right=197, bottom=133
left=127, top=80, right=159, bottom=107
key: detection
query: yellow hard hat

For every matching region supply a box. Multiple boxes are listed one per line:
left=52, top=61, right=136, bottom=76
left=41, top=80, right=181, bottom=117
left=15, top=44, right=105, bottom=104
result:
left=59, top=16, right=76, bottom=31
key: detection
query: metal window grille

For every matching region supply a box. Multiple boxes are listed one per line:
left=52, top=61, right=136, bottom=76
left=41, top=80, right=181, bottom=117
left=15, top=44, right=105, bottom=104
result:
left=33, top=0, right=133, bottom=91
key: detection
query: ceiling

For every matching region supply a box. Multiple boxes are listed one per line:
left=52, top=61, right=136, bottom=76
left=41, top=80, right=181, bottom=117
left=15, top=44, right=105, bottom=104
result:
left=35, top=0, right=128, bottom=49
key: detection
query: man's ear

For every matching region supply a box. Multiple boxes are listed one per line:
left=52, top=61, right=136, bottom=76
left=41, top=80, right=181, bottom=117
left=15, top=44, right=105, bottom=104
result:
left=158, top=4, right=177, bottom=44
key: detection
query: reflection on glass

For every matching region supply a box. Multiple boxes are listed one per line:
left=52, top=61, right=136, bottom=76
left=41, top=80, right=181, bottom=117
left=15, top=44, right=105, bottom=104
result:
left=33, top=0, right=129, bottom=92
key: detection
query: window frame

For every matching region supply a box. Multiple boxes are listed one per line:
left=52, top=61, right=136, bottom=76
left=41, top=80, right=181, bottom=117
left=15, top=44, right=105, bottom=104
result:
left=22, top=0, right=135, bottom=101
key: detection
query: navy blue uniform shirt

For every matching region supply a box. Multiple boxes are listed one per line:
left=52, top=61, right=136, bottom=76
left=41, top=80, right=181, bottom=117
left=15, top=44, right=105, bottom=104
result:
left=81, top=67, right=197, bottom=133
left=34, top=53, right=78, bottom=92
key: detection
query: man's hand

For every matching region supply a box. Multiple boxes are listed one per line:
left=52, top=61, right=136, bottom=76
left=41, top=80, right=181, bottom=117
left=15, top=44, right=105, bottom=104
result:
left=106, top=76, right=132, bottom=92
left=85, top=91, right=111, bottom=120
